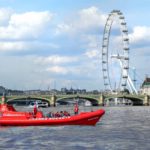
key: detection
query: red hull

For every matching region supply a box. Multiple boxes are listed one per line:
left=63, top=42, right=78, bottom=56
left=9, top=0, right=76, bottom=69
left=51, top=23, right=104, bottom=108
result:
left=0, top=104, right=105, bottom=126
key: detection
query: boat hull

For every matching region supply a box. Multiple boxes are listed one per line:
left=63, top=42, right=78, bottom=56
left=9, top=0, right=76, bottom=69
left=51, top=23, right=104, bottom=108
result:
left=0, top=109, right=105, bottom=126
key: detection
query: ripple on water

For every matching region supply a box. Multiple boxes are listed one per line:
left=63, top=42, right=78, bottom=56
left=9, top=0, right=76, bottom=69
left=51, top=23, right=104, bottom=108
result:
left=1, top=106, right=150, bottom=150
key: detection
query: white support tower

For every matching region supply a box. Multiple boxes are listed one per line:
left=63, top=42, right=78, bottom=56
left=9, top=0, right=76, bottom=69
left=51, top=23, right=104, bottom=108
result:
left=111, top=54, right=138, bottom=94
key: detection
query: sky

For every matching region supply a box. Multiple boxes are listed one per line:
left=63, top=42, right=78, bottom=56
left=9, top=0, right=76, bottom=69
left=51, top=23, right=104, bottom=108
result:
left=0, top=0, right=149, bottom=91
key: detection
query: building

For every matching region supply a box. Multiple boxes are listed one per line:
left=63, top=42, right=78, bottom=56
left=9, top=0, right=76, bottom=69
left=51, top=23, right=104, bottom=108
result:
left=0, top=86, right=5, bottom=96
left=140, top=77, right=150, bottom=95
left=61, top=87, right=87, bottom=94
left=7, top=89, right=24, bottom=96
left=24, top=90, right=41, bottom=95
left=61, top=88, right=68, bottom=94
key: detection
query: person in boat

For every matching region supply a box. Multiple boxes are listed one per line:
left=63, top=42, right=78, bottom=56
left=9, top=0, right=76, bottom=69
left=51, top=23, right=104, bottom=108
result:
left=55, top=112, right=61, bottom=117
left=63, top=111, right=70, bottom=116
left=74, top=102, right=79, bottom=115
left=46, top=112, right=52, bottom=118
left=60, top=111, right=64, bottom=117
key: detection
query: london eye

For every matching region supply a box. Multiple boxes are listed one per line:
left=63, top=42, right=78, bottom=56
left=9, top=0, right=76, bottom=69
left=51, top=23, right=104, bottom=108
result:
left=102, top=10, right=129, bottom=92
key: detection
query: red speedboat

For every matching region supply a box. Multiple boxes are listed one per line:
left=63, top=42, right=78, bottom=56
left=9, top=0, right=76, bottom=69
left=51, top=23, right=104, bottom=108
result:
left=0, top=104, right=105, bottom=126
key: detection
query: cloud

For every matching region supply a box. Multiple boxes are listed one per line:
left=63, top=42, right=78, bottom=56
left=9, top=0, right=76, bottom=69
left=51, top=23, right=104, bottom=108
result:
left=78, top=6, right=106, bottom=29
left=84, top=49, right=100, bottom=58
left=46, top=66, right=68, bottom=74
left=0, top=8, right=13, bottom=26
left=45, top=62, right=100, bottom=78
left=34, top=52, right=100, bottom=80
left=0, top=41, right=59, bottom=52
left=35, top=55, right=78, bottom=65
left=0, top=10, right=54, bottom=40
left=82, top=34, right=100, bottom=59
left=129, top=26, right=150, bottom=46
left=55, top=6, right=106, bottom=35
left=0, top=41, right=26, bottom=51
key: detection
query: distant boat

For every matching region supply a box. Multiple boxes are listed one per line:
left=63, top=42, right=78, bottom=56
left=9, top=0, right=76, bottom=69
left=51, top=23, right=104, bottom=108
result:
left=56, top=99, right=92, bottom=107
left=105, top=98, right=133, bottom=106
left=28, top=101, right=49, bottom=108
left=84, top=101, right=92, bottom=106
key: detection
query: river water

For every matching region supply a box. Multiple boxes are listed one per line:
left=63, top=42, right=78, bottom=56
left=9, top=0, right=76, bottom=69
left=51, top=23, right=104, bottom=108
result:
left=0, top=106, right=150, bottom=150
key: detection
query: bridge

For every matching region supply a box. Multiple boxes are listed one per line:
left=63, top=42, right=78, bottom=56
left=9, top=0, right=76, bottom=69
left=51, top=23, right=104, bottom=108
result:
left=1, top=93, right=150, bottom=106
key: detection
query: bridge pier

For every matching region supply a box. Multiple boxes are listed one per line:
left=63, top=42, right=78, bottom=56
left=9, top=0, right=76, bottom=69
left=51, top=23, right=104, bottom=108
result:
left=51, top=95, right=57, bottom=107
left=143, top=95, right=150, bottom=106
left=98, top=94, right=104, bottom=106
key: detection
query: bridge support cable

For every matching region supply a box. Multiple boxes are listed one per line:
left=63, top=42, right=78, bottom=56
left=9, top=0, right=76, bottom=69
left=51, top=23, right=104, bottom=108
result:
left=111, top=55, right=138, bottom=94
left=127, top=75, right=138, bottom=94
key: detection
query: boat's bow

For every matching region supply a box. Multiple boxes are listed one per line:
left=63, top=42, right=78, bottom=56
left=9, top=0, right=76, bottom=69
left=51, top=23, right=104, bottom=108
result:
left=69, top=109, right=105, bottom=126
